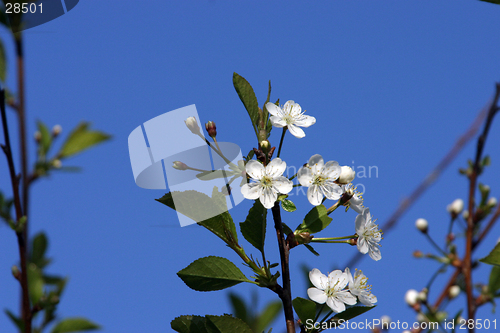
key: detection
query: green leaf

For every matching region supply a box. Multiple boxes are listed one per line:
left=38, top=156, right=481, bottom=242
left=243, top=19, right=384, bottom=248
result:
left=50, top=317, right=100, bottom=333
left=171, top=314, right=253, bottom=333
left=254, top=301, right=281, bottom=333
left=27, top=263, right=44, bottom=305
left=239, top=200, right=267, bottom=253
left=37, top=120, right=52, bottom=157
left=295, top=205, right=333, bottom=234
left=263, top=80, right=273, bottom=139
left=327, top=306, right=376, bottom=326
left=4, top=309, right=24, bottom=331
left=0, top=40, right=6, bottom=82
left=479, top=243, right=500, bottom=266
left=489, top=266, right=500, bottom=295
left=171, top=315, right=217, bottom=333
left=280, top=199, right=296, bottom=212
left=228, top=293, right=248, bottom=324
left=177, top=256, right=252, bottom=292
left=207, top=314, right=254, bottom=333
left=281, top=222, right=293, bottom=235
left=156, top=188, right=238, bottom=244
left=31, top=232, right=48, bottom=268
left=233, top=72, right=259, bottom=138
left=292, top=297, right=317, bottom=327
left=304, top=244, right=320, bottom=256
left=59, top=122, right=111, bottom=158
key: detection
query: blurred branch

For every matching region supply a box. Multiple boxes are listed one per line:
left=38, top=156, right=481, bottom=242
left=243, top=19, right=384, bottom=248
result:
left=346, top=88, right=495, bottom=269
left=463, top=83, right=500, bottom=327
left=1, top=88, right=31, bottom=332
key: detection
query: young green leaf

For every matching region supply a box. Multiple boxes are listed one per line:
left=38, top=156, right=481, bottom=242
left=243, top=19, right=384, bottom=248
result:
left=228, top=293, right=249, bottom=324
left=37, top=120, right=52, bottom=157
left=488, top=266, right=500, bottom=295
left=156, top=189, right=238, bottom=244
left=304, top=244, right=320, bottom=256
left=280, top=199, right=296, bottom=212
left=30, top=232, right=48, bottom=268
left=207, top=314, right=254, bottom=333
left=292, top=297, right=317, bottom=327
left=239, top=200, right=267, bottom=253
left=27, top=263, right=44, bottom=305
left=479, top=243, right=500, bottom=267
left=4, top=309, right=24, bottom=331
left=58, top=122, right=111, bottom=158
left=177, top=256, right=252, bottom=292
left=254, top=301, right=281, bottom=333
left=326, top=306, right=376, bottom=326
left=295, top=205, right=333, bottom=234
left=480, top=0, right=500, bottom=5
left=233, top=72, right=259, bottom=138
left=50, top=317, right=100, bottom=333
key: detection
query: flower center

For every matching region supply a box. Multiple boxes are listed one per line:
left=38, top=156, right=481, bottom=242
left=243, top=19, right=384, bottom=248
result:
left=312, top=175, right=327, bottom=186
left=283, top=114, right=294, bottom=125
left=260, top=176, right=273, bottom=188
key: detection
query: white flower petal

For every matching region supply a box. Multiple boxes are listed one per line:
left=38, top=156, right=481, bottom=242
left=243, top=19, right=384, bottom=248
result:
left=241, top=183, right=260, bottom=200
left=357, top=237, right=369, bottom=254
left=309, top=268, right=328, bottom=290
left=344, top=267, right=353, bottom=287
left=368, top=246, right=382, bottom=261
left=287, top=124, right=305, bottom=138
left=284, top=100, right=297, bottom=113
left=328, top=271, right=348, bottom=290
left=265, top=102, right=281, bottom=117
left=307, top=185, right=324, bottom=206
left=295, top=115, right=316, bottom=127
left=270, top=116, right=286, bottom=128
left=266, top=158, right=287, bottom=178
left=323, top=183, right=343, bottom=201
left=336, top=291, right=357, bottom=305
left=355, top=213, right=366, bottom=234
left=297, top=166, right=313, bottom=186
left=260, top=187, right=277, bottom=209
left=273, top=177, right=293, bottom=194
left=323, top=161, right=340, bottom=180
left=307, top=288, right=327, bottom=304
left=326, top=297, right=345, bottom=313
left=308, top=154, right=324, bottom=174
left=245, top=160, right=265, bottom=180
left=359, top=293, right=377, bottom=306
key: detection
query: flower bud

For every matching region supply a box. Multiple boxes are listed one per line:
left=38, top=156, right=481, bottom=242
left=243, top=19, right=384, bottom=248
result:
left=172, top=161, right=188, bottom=170
left=337, top=166, right=355, bottom=184
left=405, top=289, right=419, bottom=306
left=259, top=140, right=271, bottom=155
left=185, top=116, right=201, bottom=135
left=415, top=218, right=428, bottom=233
left=487, top=197, right=497, bottom=207
left=449, top=285, right=460, bottom=299
left=462, top=210, right=469, bottom=220
left=413, top=250, right=424, bottom=258
left=52, top=124, right=62, bottom=136
left=205, top=121, right=217, bottom=138
left=380, top=315, right=391, bottom=327
left=34, top=131, right=42, bottom=142
left=11, top=265, right=20, bottom=279
left=52, top=159, right=62, bottom=169
left=447, top=198, right=464, bottom=218
left=418, top=288, right=428, bottom=302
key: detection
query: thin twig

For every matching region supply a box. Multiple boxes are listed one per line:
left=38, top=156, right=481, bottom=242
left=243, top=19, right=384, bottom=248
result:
left=1, top=88, right=31, bottom=333
left=271, top=202, right=295, bottom=333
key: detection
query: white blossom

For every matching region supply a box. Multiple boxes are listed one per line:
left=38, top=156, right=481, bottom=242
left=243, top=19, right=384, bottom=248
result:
left=355, top=208, right=382, bottom=261
left=337, top=166, right=355, bottom=184
left=415, top=218, right=428, bottom=232
left=345, top=268, right=377, bottom=306
left=307, top=268, right=357, bottom=313
left=298, top=154, right=343, bottom=206
left=449, top=285, right=461, bottom=299
left=405, top=289, right=419, bottom=306
left=241, top=158, right=293, bottom=209
left=342, top=183, right=364, bottom=213
left=265, top=101, right=316, bottom=138
left=447, top=198, right=464, bottom=215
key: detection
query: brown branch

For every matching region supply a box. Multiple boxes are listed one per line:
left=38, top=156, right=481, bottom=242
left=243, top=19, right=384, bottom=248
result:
left=345, top=86, right=494, bottom=269
left=473, top=203, right=500, bottom=250
left=271, top=202, right=295, bottom=333
left=463, top=83, right=500, bottom=330
left=1, top=88, right=31, bottom=332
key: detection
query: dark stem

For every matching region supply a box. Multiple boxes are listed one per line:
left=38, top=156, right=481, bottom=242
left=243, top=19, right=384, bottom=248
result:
left=1, top=88, right=31, bottom=333
left=464, top=83, right=500, bottom=331
left=277, top=127, right=286, bottom=158
left=271, top=202, right=295, bottom=333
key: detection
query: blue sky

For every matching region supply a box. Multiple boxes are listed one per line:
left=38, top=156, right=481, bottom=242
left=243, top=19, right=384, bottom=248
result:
left=1, top=1, right=500, bottom=332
